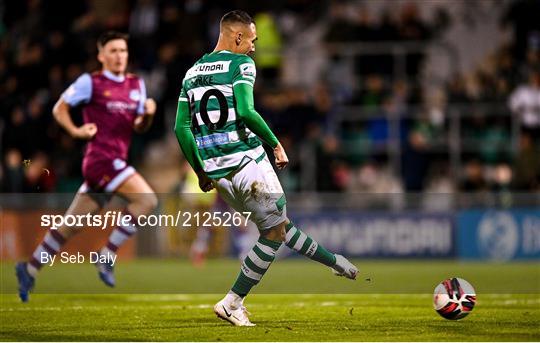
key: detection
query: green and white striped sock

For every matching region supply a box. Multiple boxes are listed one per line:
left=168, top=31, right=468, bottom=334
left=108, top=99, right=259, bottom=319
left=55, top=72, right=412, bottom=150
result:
left=285, top=222, right=336, bottom=267
left=230, top=236, right=282, bottom=297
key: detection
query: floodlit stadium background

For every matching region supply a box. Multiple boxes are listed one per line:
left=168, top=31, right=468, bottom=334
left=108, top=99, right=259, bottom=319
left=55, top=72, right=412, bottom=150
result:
left=1, top=0, right=539, bottom=294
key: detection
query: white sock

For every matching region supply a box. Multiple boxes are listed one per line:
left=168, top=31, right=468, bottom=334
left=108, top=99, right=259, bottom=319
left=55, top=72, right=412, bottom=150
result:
left=26, top=263, right=38, bottom=277
left=100, top=246, right=116, bottom=257
left=224, top=291, right=244, bottom=309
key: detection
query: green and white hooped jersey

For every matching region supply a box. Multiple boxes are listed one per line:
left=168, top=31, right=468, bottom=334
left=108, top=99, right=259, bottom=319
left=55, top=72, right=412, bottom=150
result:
left=179, top=51, right=264, bottom=179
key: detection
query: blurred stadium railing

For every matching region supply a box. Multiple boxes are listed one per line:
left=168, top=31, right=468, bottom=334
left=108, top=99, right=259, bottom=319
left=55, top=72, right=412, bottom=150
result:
left=299, top=103, right=520, bottom=190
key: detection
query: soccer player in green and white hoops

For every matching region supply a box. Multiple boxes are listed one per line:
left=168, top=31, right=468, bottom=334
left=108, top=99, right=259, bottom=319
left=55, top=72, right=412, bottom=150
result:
left=174, top=10, right=358, bottom=326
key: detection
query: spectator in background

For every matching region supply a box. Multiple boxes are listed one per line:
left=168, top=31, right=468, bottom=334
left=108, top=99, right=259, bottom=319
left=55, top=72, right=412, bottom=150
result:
left=22, top=151, right=56, bottom=192
left=253, top=12, right=283, bottom=85
left=2, top=0, right=539, bottom=195
left=460, top=159, right=487, bottom=192
left=129, top=0, right=159, bottom=69
left=351, top=74, right=385, bottom=106
left=324, top=2, right=356, bottom=43
left=3, top=149, right=25, bottom=192
left=396, top=2, right=430, bottom=76
left=401, top=116, right=435, bottom=191
left=512, top=132, right=540, bottom=190
left=508, top=69, right=540, bottom=143
left=502, top=0, right=540, bottom=61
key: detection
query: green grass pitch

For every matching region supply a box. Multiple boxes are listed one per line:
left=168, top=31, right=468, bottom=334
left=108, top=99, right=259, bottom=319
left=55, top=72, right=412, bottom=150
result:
left=1, top=259, right=539, bottom=341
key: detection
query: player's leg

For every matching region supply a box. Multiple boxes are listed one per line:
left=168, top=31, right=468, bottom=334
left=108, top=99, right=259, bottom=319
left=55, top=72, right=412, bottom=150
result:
left=224, top=222, right=285, bottom=299
left=214, top=221, right=286, bottom=327
left=232, top=221, right=258, bottom=261
left=257, top=155, right=358, bottom=279
left=115, top=172, right=158, bottom=218
left=190, top=225, right=211, bottom=267
left=108, top=172, right=157, bottom=253
left=95, top=172, right=157, bottom=287
left=212, top=158, right=286, bottom=326
left=282, top=219, right=358, bottom=279
left=16, top=187, right=102, bottom=302
left=188, top=194, right=219, bottom=267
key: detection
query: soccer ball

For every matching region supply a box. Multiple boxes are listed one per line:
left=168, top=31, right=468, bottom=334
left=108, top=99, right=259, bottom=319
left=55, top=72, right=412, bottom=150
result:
left=433, top=277, right=477, bottom=320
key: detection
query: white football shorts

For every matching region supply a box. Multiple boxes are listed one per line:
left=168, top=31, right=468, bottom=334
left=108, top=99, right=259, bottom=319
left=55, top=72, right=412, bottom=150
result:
left=213, top=154, right=287, bottom=230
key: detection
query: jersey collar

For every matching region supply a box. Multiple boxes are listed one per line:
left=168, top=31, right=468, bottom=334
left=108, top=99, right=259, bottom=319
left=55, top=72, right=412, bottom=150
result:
left=103, top=70, right=125, bottom=83
left=211, top=50, right=232, bottom=54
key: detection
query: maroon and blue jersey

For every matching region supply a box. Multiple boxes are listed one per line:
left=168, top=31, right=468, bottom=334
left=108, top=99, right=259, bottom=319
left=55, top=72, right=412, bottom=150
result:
left=62, top=70, right=147, bottom=191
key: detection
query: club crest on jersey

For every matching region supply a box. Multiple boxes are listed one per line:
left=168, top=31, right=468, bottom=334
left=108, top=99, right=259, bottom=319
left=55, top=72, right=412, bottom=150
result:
left=129, top=89, right=141, bottom=101
left=103, top=90, right=111, bottom=97
left=113, top=159, right=127, bottom=171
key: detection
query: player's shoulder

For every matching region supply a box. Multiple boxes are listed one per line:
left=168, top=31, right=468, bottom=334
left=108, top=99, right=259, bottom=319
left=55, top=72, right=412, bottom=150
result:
left=72, top=72, right=93, bottom=85
left=208, top=51, right=254, bottom=65
left=230, top=53, right=255, bottom=65
left=231, top=54, right=256, bottom=80
left=90, top=70, right=102, bottom=78
left=126, top=72, right=139, bottom=79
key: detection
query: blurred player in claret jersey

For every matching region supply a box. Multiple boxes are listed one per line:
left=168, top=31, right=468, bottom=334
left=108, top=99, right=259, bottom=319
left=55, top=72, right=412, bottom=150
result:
left=15, top=31, right=158, bottom=302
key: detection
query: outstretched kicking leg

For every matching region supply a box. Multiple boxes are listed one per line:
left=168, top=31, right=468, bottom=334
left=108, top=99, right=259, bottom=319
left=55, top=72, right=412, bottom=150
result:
left=210, top=155, right=358, bottom=326
left=283, top=220, right=358, bottom=279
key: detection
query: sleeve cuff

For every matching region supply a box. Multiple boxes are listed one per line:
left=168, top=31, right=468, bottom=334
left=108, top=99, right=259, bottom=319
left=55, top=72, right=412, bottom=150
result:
left=232, top=80, right=254, bottom=87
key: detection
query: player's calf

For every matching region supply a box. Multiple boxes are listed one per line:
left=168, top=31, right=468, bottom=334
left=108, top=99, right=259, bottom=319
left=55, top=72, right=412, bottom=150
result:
left=126, top=192, right=158, bottom=218
left=24, top=230, right=68, bottom=279
left=284, top=221, right=358, bottom=280
left=96, top=208, right=138, bottom=287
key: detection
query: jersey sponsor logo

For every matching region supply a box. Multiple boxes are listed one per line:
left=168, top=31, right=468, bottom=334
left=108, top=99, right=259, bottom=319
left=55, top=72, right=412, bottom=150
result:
left=195, top=62, right=226, bottom=72
left=106, top=101, right=137, bottom=113
left=239, top=63, right=256, bottom=78
left=196, top=133, right=230, bottom=148
left=129, top=89, right=141, bottom=101
left=185, top=61, right=232, bottom=78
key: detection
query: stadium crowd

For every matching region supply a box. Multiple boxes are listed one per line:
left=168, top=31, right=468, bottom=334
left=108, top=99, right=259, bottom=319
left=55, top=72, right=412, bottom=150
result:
left=1, top=0, right=539, bottom=193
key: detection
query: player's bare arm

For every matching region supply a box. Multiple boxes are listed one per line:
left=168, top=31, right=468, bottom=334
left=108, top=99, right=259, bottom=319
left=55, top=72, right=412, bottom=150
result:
left=52, top=98, right=97, bottom=140
left=273, top=143, right=289, bottom=170
left=133, top=98, right=157, bottom=133
left=197, top=171, right=214, bottom=192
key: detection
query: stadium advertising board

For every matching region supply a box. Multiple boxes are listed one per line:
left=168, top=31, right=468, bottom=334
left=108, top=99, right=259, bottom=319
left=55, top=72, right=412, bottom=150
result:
left=285, top=212, right=455, bottom=258
left=457, top=209, right=540, bottom=261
